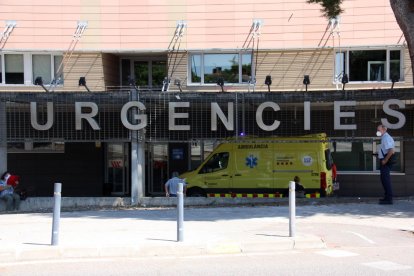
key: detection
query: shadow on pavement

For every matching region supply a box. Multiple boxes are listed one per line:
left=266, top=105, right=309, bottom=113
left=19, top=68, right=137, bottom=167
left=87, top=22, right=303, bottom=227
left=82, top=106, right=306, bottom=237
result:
left=12, top=198, right=414, bottom=223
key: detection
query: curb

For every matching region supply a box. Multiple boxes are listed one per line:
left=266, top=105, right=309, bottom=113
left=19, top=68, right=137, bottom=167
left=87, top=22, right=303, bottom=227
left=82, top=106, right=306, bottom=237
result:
left=0, top=235, right=325, bottom=263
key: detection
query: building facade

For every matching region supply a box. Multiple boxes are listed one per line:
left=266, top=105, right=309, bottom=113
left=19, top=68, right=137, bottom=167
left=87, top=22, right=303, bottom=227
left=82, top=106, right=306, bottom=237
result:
left=0, top=0, right=413, bottom=199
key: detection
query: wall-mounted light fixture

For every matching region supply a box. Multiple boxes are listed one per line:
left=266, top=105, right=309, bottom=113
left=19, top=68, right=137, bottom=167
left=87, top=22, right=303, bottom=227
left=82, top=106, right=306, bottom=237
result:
left=162, top=77, right=170, bottom=92
left=265, top=75, right=272, bottom=92
left=303, top=75, right=310, bottom=92
left=128, top=76, right=135, bottom=87
left=34, top=76, right=49, bottom=92
left=217, top=77, right=224, bottom=92
left=341, top=74, right=349, bottom=91
left=174, top=79, right=182, bottom=92
left=79, top=77, right=90, bottom=92
left=391, top=75, right=399, bottom=90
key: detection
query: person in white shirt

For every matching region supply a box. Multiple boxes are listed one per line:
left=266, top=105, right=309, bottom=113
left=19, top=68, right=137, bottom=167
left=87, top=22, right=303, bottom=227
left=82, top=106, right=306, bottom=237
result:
left=165, top=171, right=186, bottom=197
left=376, top=125, right=395, bottom=205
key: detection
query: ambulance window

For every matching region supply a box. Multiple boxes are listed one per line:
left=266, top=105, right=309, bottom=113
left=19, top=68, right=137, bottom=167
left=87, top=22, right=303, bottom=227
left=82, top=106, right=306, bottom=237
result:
left=325, top=149, right=333, bottom=170
left=199, top=152, right=229, bottom=173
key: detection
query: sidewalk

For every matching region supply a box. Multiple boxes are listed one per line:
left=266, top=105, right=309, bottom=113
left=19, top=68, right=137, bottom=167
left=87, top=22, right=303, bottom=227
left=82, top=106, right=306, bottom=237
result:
left=0, top=205, right=326, bottom=262
left=1, top=198, right=413, bottom=263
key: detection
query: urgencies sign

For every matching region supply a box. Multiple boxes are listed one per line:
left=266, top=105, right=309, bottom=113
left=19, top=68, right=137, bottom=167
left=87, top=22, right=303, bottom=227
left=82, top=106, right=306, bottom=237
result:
left=30, top=99, right=406, bottom=131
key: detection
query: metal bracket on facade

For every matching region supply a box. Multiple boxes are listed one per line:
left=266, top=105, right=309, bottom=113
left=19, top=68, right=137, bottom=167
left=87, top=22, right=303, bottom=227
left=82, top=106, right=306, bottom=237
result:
left=246, top=19, right=263, bottom=92
left=165, top=21, right=187, bottom=92
left=242, top=19, right=262, bottom=50
left=0, top=20, right=17, bottom=49
left=50, top=21, right=88, bottom=92
left=168, top=20, right=187, bottom=51
left=328, top=16, right=345, bottom=91
left=74, top=20, right=88, bottom=40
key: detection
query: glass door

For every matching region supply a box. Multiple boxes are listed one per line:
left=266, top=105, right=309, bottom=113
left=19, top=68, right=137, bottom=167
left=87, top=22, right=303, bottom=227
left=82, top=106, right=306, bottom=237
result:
left=146, top=143, right=169, bottom=196
left=105, top=143, right=129, bottom=195
left=134, top=61, right=149, bottom=87
left=131, top=59, right=167, bottom=89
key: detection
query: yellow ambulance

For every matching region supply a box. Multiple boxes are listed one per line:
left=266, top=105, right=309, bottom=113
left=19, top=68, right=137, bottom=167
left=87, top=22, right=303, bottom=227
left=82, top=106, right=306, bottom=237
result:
left=182, top=133, right=336, bottom=197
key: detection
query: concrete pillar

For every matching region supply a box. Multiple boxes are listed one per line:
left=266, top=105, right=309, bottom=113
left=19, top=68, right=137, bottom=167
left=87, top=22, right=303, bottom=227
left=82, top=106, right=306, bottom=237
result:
left=0, top=100, right=7, bottom=174
left=137, top=141, right=145, bottom=200
left=131, top=138, right=145, bottom=206
left=130, top=88, right=145, bottom=206
left=131, top=140, right=138, bottom=205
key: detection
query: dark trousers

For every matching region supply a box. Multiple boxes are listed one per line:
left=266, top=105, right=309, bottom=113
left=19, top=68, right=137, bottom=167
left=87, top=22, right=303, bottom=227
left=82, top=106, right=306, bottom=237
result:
left=380, top=160, right=393, bottom=200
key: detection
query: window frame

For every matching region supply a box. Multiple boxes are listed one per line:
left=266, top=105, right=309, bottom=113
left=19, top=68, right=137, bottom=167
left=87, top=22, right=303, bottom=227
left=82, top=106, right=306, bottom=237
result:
left=8, top=141, right=65, bottom=153
left=331, top=138, right=404, bottom=174
left=0, top=52, right=63, bottom=86
left=199, top=151, right=230, bottom=174
left=333, top=48, right=404, bottom=84
left=3, top=53, right=24, bottom=85
left=188, top=52, right=253, bottom=86
left=120, top=57, right=167, bottom=89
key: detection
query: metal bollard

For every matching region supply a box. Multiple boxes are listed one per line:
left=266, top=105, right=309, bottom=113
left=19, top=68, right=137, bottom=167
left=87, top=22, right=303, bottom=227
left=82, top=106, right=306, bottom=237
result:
left=177, top=182, right=184, bottom=242
left=51, top=183, right=62, bottom=246
left=289, top=181, right=295, bottom=237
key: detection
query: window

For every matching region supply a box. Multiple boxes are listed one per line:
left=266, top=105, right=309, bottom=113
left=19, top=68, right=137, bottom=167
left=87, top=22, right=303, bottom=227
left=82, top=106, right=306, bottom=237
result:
left=199, top=152, right=229, bottom=173
left=190, top=55, right=201, bottom=83
left=5, top=54, right=24, bottom=84
left=126, top=59, right=167, bottom=88
left=190, top=140, right=223, bottom=171
left=8, top=141, right=65, bottom=153
left=33, top=54, right=64, bottom=85
left=374, top=140, right=402, bottom=172
left=134, top=61, right=149, bottom=86
left=389, top=50, right=401, bottom=80
left=152, top=60, right=167, bottom=87
left=53, top=55, right=64, bottom=84
left=189, top=53, right=252, bottom=85
left=331, top=140, right=402, bottom=172
left=334, top=52, right=346, bottom=82
left=325, top=149, right=334, bottom=170
left=0, top=55, right=2, bottom=83
left=121, top=59, right=131, bottom=86
left=0, top=53, right=63, bottom=85
left=33, top=55, right=52, bottom=84
left=335, top=49, right=402, bottom=82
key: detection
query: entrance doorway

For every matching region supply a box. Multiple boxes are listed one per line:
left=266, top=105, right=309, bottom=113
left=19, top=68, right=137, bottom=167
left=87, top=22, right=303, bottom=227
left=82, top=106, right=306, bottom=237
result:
left=134, top=60, right=166, bottom=89
left=146, top=143, right=169, bottom=196
left=104, top=143, right=129, bottom=196
left=145, top=141, right=221, bottom=196
left=120, top=57, right=167, bottom=89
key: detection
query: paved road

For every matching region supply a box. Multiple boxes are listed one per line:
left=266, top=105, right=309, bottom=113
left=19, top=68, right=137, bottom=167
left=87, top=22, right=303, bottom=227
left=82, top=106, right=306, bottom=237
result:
left=1, top=244, right=413, bottom=276
left=0, top=199, right=413, bottom=275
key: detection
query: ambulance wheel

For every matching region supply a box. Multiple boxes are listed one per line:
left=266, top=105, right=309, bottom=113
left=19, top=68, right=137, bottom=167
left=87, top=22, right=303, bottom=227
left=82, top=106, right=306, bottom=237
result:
left=187, top=187, right=206, bottom=197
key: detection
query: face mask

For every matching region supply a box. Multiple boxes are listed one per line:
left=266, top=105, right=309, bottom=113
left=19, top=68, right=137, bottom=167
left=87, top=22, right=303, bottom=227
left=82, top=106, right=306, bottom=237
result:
left=376, top=131, right=382, bottom=137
